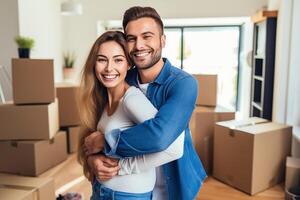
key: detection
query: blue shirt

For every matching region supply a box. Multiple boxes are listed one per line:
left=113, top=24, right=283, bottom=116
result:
left=105, top=58, right=207, bottom=200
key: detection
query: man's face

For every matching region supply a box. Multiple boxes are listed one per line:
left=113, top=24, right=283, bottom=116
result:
left=125, top=17, right=165, bottom=70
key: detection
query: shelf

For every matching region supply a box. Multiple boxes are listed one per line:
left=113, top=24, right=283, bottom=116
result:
left=251, top=10, right=278, bottom=23
left=252, top=106, right=261, bottom=117
left=252, top=101, right=262, bottom=110
left=254, top=76, right=263, bottom=81
left=250, top=15, right=277, bottom=121
left=254, top=55, right=264, bottom=59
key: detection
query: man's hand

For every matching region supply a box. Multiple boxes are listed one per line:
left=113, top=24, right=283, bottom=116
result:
left=87, top=154, right=120, bottom=181
left=84, top=131, right=104, bottom=155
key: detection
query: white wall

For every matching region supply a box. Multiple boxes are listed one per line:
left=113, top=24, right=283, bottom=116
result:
left=0, top=0, right=19, bottom=101
left=0, top=0, right=63, bottom=102
left=18, top=0, right=63, bottom=81
left=62, top=0, right=268, bottom=74
left=286, top=0, right=300, bottom=157
left=270, top=0, right=300, bottom=156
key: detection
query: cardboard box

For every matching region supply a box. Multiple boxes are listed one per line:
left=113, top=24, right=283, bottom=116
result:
left=189, top=106, right=235, bottom=174
left=12, top=58, right=55, bottom=104
left=0, top=131, right=68, bottom=176
left=213, top=118, right=292, bottom=195
left=0, top=99, right=59, bottom=140
left=0, top=188, right=34, bottom=200
left=193, top=74, right=217, bottom=106
left=286, top=157, right=300, bottom=190
left=0, top=174, right=55, bottom=200
left=63, top=126, right=81, bottom=153
left=56, top=83, right=80, bottom=126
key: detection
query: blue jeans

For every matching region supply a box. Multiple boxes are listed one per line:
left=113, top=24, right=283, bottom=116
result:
left=91, top=180, right=152, bottom=200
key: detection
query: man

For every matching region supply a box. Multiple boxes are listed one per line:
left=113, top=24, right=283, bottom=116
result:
left=85, top=6, right=207, bottom=200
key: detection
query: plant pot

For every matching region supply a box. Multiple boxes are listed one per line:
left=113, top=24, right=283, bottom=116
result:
left=18, top=48, right=30, bottom=58
left=63, top=68, right=76, bottom=80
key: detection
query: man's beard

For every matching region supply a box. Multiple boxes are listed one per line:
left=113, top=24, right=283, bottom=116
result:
left=131, top=48, right=162, bottom=70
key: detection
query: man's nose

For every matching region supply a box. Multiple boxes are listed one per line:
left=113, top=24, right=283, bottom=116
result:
left=135, top=38, right=145, bottom=50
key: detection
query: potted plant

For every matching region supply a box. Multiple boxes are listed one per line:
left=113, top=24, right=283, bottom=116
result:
left=15, top=36, right=35, bottom=58
left=63, top=52, right=76, bottom=80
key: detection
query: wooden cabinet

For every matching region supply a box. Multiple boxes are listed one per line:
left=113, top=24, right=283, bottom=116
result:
left=250, top=11, right=277, bottom=120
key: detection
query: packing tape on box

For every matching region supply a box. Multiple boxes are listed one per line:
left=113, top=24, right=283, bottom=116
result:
left=230, top=121, right=268, bottom=129
left=0, top=184, right=38, bottom=200
left=228, top=120, right=269, bottom=137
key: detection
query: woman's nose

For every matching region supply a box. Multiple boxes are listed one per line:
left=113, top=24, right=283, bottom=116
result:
left=104, top=61, right=113, bottom=72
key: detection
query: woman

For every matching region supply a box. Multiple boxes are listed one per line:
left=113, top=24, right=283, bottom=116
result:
left=78, top=31, right=184, bottom=200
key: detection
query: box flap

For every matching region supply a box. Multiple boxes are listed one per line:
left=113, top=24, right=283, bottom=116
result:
left=239, top=122, right=290, bottom=135
left=216, top=117, right=268, bottom=129
left=0, top=188, right=34, bottom=200
left=194, top=105, right=234, bottom=113
left=287, top=157, right=300, bottom=168
left=0, top=174, right=53, bottom=188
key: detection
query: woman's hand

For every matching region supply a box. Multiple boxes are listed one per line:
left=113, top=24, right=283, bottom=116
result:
left=84, top=131, right=104, bottom=155
left=87, top=154, right=120, bottom=181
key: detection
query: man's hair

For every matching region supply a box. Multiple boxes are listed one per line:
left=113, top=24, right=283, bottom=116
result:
left=122, top=6, right=164, bottom=35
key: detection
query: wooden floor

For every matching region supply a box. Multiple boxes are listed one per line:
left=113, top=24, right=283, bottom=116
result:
left=38, top=153, right=285, bottom=200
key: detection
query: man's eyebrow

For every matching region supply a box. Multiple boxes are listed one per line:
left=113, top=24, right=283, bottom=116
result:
left=142, top=31, right=154, bottom=35
left=126, top=34, right=135, bottom=38
left=126, top=31, right=155, bottom=37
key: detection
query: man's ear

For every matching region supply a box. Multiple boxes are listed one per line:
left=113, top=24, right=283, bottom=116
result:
left=161, top=34, right=166, bottom=48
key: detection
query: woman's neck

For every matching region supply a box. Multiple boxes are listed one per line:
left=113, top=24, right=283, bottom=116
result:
left=106, top=82, right=129, bottom=115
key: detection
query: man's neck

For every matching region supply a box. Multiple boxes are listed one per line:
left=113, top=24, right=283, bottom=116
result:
left=138, top=58, right=164, bottom=84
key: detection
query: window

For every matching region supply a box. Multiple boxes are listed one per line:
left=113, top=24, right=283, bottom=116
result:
left=163, top=26, right=241, bottom=110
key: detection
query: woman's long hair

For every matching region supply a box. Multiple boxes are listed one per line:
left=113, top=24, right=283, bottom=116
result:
left=77, top=31, right=131, bottom=181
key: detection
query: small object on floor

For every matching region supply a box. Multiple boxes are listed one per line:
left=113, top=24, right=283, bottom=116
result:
left=56, top=192, right=84, bottom=200
left=286, top=186, right=300, bottom=200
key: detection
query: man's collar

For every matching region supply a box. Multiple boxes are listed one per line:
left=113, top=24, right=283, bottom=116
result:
left=127, top=58, right=171, bottom=86
left=152, top=58, right=171, bottom=85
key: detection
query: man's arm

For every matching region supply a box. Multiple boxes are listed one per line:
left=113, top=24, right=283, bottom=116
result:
left=118, top=131, right=184, bottom=175
left=86, top=86, right=185, bottom=178
left=105, top=75, right=197, bottom=157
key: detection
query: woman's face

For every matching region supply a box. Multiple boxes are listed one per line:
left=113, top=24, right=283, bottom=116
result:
left=95, top=41, right=129, bottom=89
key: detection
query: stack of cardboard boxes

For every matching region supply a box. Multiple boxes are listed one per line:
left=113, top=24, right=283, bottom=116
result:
left=0, top=174, right=56, bottom=200
left=56, top=82, right=81, bottom=153
left=191, top=74, right=293, bottom=196
left=190, top=74, right=235, bottom=174
left=0, top=59, right=67, bottom=200
left=0, top=59, right=68, bottom=199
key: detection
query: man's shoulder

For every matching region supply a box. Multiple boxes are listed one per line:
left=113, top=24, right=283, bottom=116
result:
left=166, top=65, right=197, bottom=85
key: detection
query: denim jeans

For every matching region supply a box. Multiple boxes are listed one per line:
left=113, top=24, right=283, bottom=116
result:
left=91, top=180, right=152, bottom=200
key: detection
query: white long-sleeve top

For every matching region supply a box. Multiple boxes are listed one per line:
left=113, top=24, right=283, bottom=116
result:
left=97, top=86, right=184, bottom=193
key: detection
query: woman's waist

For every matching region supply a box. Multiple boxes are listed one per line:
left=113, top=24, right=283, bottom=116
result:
left=98, top=169, right=156, bottom=193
